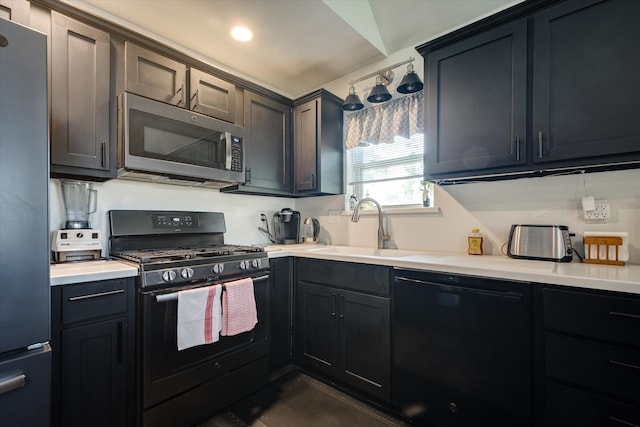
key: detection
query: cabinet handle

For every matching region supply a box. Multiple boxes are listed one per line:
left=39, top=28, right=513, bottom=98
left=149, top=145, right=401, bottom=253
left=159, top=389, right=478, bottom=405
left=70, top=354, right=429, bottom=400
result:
left=515, top=135, right=521, bottom=161
left=191, top=89, right=198, bottom=110
left=176, top=83, right=184, bottom=106
left=609, top=416, right=640, bottom=427
left=311, top=173, right=316, bottom=188
left=609, top=360, right=640, bottom=371
left=245, top=168, right=251, bottom=184
left=68, top=289, right=124, bottom=302
left=0, top=374, right=25, bottom=396
left=610, top=311, right=640, bottom=320
left=331, top=291, right=336, bottom=317
left=339, top=293, right=344, bottom=320
left=100, top=142, right=106, bottom=168
left=117, top=321, right=124, bottom=364
left=538, top=131, right=543, bottom=158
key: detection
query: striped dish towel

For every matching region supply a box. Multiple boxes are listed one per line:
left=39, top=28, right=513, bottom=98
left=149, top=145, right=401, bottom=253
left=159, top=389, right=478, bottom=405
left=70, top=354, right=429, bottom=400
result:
left=177, top=284, right=222, bottom=351
left=221, top=278, right=257, bottom=336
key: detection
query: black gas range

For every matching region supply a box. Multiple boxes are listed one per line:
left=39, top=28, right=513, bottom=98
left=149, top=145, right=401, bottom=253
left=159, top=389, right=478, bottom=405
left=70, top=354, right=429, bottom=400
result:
left=108, top=210, right=271, bottom=426
left=109, top=210, right=268, bottom=289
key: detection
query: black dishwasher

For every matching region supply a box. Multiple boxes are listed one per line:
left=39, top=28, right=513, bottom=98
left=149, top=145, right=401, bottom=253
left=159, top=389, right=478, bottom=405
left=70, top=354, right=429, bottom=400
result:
left=392, top=269, right=532, bottom=427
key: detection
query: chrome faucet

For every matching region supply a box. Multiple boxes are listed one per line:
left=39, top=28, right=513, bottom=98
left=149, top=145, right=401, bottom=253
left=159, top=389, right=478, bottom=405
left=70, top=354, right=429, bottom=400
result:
left=350, top=197, right=390, bottom=249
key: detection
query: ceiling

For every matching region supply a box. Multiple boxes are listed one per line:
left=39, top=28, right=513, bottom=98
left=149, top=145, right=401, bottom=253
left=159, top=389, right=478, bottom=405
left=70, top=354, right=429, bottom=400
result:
left=66, top=0, right=523, bottom=98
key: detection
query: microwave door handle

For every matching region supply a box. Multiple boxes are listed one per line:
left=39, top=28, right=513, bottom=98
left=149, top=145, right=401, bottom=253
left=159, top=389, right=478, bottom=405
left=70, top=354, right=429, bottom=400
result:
left=224, top=132, right=232, bottom=170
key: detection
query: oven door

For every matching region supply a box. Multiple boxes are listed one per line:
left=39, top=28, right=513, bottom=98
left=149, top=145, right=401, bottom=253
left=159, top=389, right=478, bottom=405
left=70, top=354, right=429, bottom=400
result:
left=140, top=272, right=269, bottom=409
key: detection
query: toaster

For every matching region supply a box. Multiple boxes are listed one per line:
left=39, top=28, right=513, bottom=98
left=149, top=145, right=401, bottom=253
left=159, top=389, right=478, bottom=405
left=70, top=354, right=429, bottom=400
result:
left=507, top=224, right=573, bottom=262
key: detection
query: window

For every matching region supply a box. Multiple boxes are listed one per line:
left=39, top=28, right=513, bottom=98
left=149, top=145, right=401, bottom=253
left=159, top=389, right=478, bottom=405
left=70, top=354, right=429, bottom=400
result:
left=344, top=91, right=430, bottom=209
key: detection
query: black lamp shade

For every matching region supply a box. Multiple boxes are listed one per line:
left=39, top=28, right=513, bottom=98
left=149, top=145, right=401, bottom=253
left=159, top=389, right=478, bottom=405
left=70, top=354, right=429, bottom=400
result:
left=397, top=71, right=424, bottom=94
left=342, top=93, right=364, bottom=111
left=367, top=84, right=392, bottom=103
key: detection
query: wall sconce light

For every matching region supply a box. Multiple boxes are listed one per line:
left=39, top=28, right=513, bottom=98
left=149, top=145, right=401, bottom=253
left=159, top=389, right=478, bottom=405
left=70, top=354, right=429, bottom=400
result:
left=342, top=85, right=364, bottom=111
left=341, top=57, right=423, bottom=111
left=397, top=63, right=423, bottom=94
left=367, top=74, right=393, bottom=103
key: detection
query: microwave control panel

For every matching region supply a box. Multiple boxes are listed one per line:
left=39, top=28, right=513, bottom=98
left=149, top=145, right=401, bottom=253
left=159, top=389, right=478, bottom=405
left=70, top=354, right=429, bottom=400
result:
left=231, top=136, right=243, bottom=172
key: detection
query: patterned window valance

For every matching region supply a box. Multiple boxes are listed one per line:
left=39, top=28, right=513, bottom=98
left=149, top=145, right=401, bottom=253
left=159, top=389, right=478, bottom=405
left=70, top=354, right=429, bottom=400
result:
left=344, top=91, right=423, bottom=150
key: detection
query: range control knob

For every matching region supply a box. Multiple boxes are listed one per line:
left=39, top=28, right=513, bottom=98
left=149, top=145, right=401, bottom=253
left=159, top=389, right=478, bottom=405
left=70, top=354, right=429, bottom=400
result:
left=212, top=264, right=225, bottom=274
left=251, top=259, right=262, bottom=269
left=161, top=270, right=177, bottom=282
left=239, top=260, right=249, bottom=270
left=181, top=268, right=194, bottom=279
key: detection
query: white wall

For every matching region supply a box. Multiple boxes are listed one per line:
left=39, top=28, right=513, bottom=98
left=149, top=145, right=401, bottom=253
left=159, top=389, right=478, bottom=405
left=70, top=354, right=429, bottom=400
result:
left=49, top=179, right=297, bottom=254
left=297, top=168, right=640, bottom=263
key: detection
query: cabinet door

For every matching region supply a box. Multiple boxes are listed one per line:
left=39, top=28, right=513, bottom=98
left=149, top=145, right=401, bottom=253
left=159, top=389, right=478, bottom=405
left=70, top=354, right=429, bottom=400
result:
left=294, top=282, right=339, bottom=378
left=425, top=19, right=527, bottom=176
left=60, top=318, right=128, bottom=427
left=532, top=0, right=640, bottom=164
left=241, top=91, right=292, bottom=193
left=124, top=41, right=186, bottom=106
left=0, top=0, right=29, bottom=24
left=269, top=257, right=293, bottom=372
left=340, top=290, right=390, bottom=401
left=50, top=12, right=111, bottom=174
left=189, top=68, right=236, bottom=123
left=294, top=98, right=318, bottom=192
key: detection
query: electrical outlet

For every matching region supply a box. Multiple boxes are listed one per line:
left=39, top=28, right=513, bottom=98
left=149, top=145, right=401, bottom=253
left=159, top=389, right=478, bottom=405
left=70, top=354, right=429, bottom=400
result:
left=584, top=200, right=610, bottom=223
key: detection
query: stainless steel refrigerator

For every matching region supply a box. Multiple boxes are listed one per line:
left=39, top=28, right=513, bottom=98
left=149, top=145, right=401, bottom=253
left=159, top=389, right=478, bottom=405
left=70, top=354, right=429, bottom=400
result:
left=0, top=18, right=51, bottom=426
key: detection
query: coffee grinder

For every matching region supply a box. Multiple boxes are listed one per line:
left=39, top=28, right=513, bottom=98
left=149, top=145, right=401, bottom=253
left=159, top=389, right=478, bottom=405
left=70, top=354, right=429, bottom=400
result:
left=51, top=180, right=102, bottom=262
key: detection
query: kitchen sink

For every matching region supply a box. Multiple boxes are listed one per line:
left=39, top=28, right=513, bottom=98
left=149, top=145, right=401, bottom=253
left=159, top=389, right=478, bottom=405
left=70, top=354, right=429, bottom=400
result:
left=305, top=246, right=421, bottom=258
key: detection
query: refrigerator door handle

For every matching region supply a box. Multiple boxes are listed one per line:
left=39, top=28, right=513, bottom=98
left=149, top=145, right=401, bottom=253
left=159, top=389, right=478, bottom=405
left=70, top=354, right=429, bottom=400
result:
left=0, top=373, right=26, bottom=396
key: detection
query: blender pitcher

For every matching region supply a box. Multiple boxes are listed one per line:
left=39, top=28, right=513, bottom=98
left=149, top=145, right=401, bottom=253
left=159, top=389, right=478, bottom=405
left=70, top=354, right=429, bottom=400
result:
left=61, top=180, right=97, bottom=229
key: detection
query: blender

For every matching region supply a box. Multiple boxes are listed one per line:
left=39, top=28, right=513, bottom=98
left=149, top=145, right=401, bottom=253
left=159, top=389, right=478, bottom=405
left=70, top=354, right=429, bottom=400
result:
left=51, top=180, right=102, bottom=262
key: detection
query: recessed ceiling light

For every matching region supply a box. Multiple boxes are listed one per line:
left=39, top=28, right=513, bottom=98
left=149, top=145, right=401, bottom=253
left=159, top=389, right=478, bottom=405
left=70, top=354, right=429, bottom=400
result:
left=231, top=26, right=252, bottom=42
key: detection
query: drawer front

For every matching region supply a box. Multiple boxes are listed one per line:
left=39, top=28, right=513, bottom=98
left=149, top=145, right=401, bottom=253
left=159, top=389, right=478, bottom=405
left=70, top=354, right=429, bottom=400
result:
left=546, top=380, right=640, bottom=427
left=543, top=287, right=640, bottom=347
left=296, top=258, right=390, bottom=296
left=61, top=279, right=130, bottom=324
left=545, top=332, right=640, bottom=403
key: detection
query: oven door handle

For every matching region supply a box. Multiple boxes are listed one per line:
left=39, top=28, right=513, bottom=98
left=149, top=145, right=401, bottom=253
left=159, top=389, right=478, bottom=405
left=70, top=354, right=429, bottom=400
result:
left=154, top=274, right=270, bottom=303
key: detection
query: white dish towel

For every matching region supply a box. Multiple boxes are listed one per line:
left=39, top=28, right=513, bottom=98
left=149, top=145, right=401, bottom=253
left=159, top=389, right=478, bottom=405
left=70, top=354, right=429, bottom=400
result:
left=177, top=284, right=222, bottom=351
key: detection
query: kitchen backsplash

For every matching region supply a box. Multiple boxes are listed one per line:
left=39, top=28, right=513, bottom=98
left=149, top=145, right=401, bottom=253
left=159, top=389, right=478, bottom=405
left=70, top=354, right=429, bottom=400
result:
left=50, top=167, right=640, bottom=264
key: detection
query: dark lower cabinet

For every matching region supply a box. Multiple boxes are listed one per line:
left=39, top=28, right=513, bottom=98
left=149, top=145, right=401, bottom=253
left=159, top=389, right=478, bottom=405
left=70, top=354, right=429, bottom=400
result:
left=392, top=270, right=532, bottom=427
left=542, top=287, right=640, bottom=427
left=294, top=259, right=391, bottom=402
left=51, top=278, right=135, bottom=427
left=269, top=257, right=293, bottom=373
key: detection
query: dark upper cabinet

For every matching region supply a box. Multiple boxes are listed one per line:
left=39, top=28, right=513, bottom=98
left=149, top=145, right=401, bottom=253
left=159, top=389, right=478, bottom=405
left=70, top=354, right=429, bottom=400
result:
left=189, top=67, right=238, bottom=123
left=0, top=0, right=29, bottom=24
left=50, top=12, right=114, bottom=179
left=425, top=19, right=527, bottom=176
left=532, top=0, right=640, bottom=164
left=124, top=41, right=187, bottom=106
left=293, top=89, right=344, bottom=195
left=223, top=90, right=292, bottom=195
left=421, top=0, right=640, bottom=181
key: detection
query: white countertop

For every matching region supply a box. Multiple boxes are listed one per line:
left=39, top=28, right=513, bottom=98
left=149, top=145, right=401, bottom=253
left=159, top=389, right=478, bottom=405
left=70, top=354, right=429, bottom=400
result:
left=50, top=260, right=139, bottom=286
left=266, top=244, right=640, bottom=295
left=48, top=245, right=640, bottom=294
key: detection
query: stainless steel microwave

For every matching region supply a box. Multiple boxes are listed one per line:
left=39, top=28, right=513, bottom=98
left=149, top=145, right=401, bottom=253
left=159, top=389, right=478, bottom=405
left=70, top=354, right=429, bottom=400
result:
left=117, top=92, right=245, bottom=187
